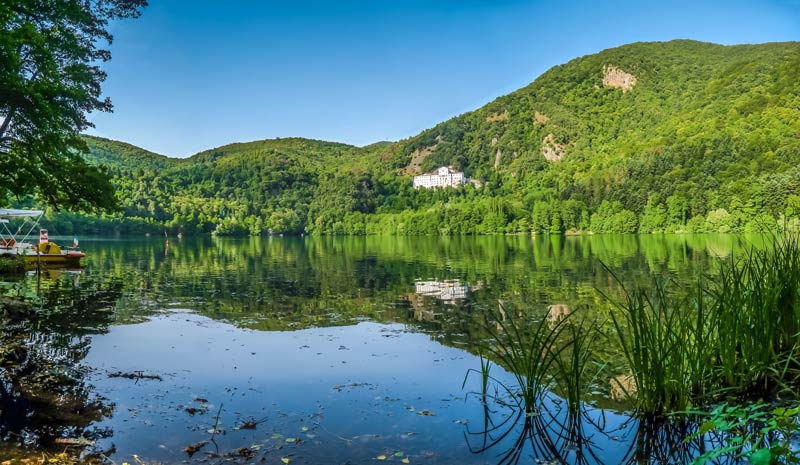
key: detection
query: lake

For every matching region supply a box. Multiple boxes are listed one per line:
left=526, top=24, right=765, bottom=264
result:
left=0, top=234, right=762, bottom=464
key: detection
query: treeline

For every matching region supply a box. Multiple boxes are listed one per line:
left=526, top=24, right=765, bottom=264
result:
left=45, top=156, right=800, bottom=237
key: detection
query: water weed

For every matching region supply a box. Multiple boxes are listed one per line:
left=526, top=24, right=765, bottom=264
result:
left=685, top=402, right=800, bottom=465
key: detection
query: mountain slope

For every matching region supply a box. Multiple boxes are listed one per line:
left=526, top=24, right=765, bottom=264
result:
left=54, top=40, right=800, bottom=235
left=380, top=40, right=800, bottom=232
left=71, top=136, right=387, bottom=235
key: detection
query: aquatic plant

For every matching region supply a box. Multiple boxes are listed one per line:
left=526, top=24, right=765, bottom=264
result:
left=463, top=303, right=611, bottom=464
left=551, top=315, right=602, bottom=414
left=605, top=235, right=800, bottom=413
left=685, top=402, right=800, bottom=465
left=480, top=302, right=570, bottom=411
left=604, top=274, right=715, bottom=414
left=711, top=235, right=800, bottom=394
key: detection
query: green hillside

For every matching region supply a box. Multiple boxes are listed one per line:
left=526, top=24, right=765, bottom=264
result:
left=48, top=40, right=800, bottom=236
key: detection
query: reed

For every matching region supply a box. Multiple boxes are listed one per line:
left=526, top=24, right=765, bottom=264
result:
left=605, top=235, right=800, bottom=414
left=551, top=316, right=600, bottom=414
left=605, top=274, right=714, bottom=414
left=711, top=235, right=800, bottom=394
left=482, top=302, right=569, bottom=411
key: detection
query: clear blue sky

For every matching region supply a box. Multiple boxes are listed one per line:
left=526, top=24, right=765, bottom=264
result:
left=87, top=0, right=800, bottom=157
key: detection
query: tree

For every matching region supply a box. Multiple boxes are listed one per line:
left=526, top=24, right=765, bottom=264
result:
left=639, top=193, right=667, bottom=233
left=0, top=0, right=147, bottom=212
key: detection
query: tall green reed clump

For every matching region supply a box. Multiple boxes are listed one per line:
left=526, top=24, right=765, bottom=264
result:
left=471, top=303, right=601, bottom=416
left=605, top=275, right=715, bottom=415
left=712, top=235, right=800, bottom=393
left=464, top=305, right=604, bottom=465
left=607, top=235, right=800, bottom=415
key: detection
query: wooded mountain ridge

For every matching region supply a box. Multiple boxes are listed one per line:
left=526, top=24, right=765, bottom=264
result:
left=48, top=40, right=800, bottom=235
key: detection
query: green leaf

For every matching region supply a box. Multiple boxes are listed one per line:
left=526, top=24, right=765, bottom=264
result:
left=748, top=448, right=771, bottom=465
left=698, top=421, right=716, bottom=435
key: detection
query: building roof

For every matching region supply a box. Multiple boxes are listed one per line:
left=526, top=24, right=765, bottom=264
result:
left=417, top=166, right=461, bottom=176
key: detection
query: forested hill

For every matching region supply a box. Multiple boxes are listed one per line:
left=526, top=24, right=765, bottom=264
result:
left=49, top=40, right=800, bottom=236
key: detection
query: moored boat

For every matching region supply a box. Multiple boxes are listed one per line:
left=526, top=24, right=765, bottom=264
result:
left=0, top=209, right=86, bottom=267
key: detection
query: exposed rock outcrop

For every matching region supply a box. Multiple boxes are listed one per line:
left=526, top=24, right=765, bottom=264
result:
left=403, top=136, right=443, bottom=175
left=542, top=133, right=567, bottom=162
left=547, top=304, right=570, bottom=328
left=485, top=110, right=509, bottom=123
left=602, top=65, right=637, bottom=92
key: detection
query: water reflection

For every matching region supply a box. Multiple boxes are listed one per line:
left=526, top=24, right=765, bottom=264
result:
left=81, top=234, right=760, bottom=340
left=0, top=272, right=122, bottom=457
left=415, top=280, right=471, bottom=303
left=465, top=367, right=738, bottom=465
left=0, top=234, right=770, bottom=463
left=465, top=399, right=620, bottom=465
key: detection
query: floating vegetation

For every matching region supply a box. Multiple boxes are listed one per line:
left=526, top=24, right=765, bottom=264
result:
left=182, top=440, right=208, bottom=456
left=107, top=371, right=163, bottom=381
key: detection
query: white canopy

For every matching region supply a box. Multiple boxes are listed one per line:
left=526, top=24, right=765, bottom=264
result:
left=0, top=208, right=44, bottom=218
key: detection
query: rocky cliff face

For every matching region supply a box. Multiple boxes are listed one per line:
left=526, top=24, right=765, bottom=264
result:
left=602, top=64, right=637, bottom=92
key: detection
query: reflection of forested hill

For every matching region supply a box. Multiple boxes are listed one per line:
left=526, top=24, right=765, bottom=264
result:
left=76, top=235, right=754, bottom=335
left=46, top=40, right=800, bottom=236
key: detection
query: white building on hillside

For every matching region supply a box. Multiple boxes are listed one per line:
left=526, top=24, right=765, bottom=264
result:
left=413, top=166, right=466, bottom=189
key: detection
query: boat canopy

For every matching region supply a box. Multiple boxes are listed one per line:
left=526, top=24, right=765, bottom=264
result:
left=0, top=209, right=44, bottom=218
left=0, top=209, right=44, bottom=244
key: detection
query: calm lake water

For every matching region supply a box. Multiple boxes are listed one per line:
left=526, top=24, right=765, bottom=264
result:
left=0, top=234, right=763, bottom=464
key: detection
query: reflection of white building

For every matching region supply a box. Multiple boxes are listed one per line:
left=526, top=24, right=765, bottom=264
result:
left=413, top=166, right=466, bottom=189
left=415, top=280, right=469, bottom=303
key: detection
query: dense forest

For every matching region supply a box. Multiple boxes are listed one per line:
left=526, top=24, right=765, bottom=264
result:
left=41, top=40, right=800, bottom=236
